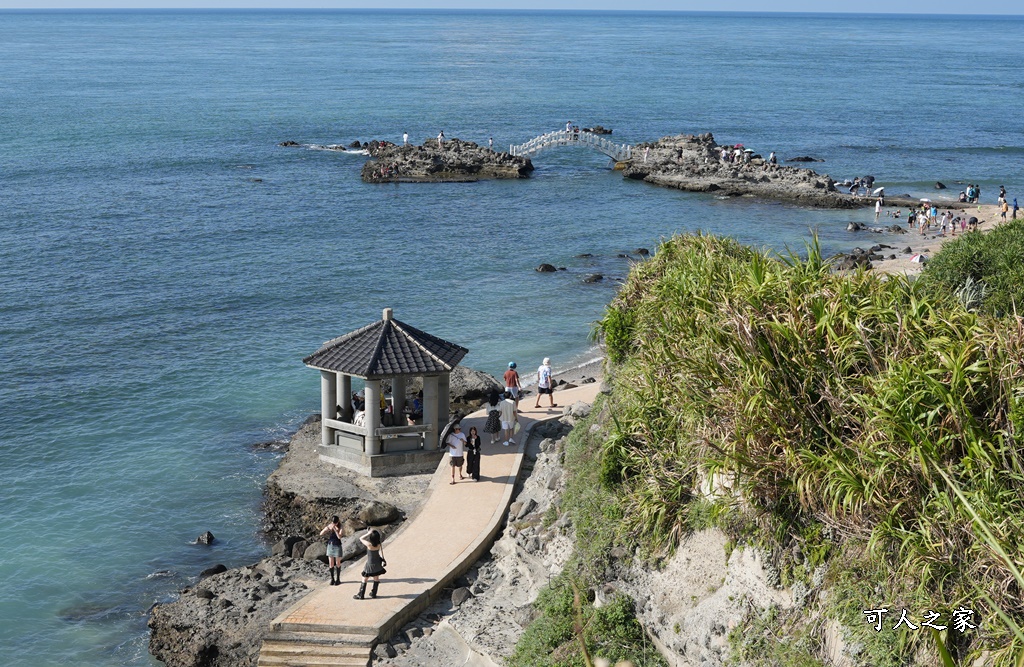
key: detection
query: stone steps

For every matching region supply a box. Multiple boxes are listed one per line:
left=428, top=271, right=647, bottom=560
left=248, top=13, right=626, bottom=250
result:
left=257, top=630, right=375, bottom=667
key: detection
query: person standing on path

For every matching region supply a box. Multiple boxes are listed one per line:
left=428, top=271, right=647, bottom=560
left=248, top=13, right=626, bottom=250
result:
left=352, top=528, right=386, bottom=600
left=503, top=362, right=521, bottom=406
left=483, top=390, right=502, bottom=444
left=534, top=357, right=557, bottom=408
left=447, top=423, right=467, bottom=484
left=465, top=426, right=482, bottom=481
left=320, top=515, right=344, bottom=586
left=499, top=390, right=518, bottom=447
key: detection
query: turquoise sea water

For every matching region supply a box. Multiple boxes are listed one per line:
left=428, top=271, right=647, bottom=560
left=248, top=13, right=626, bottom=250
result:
left=1, top=9, right=1022, bottom=665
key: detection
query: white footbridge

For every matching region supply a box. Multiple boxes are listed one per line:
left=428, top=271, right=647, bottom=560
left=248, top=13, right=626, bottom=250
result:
left=510, top=130, right=633, bottom=162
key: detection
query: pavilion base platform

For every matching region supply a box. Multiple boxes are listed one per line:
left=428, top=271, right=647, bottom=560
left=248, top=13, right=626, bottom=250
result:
left=318, top=445, right=445, bottom=478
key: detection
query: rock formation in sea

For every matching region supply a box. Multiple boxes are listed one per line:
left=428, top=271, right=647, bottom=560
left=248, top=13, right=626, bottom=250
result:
left=361, top=138, right=534, bottom=183
left=621, top=133, right=854, bottom=208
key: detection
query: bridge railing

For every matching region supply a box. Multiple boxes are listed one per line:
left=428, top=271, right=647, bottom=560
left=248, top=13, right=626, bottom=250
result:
left=510, top=130, right=633, bottom=161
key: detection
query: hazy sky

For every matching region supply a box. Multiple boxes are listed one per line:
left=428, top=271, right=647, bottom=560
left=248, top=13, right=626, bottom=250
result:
left=1, top=0, right=1021, bottom=13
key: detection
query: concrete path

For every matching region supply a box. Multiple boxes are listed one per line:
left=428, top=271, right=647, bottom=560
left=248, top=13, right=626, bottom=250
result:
left=258, top=383, right=602, bottom=667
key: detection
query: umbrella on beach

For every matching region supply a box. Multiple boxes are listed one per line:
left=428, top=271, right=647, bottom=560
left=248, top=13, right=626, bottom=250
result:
left=734, top=143, right=744, bottom=148
left=873, top=187, right=885, bottom=195
left=920, top=198, right=931, bottom=202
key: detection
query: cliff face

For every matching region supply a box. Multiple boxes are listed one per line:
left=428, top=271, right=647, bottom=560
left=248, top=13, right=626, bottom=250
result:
left=622, top=133, right=854, bottom=208
left=361, top=139, right=534, bottom=183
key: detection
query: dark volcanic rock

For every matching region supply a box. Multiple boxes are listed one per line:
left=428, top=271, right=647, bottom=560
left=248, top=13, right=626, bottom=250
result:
left=621, top=133, right=851, bottom=208
left=536, top=264, right=557, bottom=273
left=583, top=274, right=604, bottom=283
left=194, top=531, right=216, bottom=545
left=935, top=182, right=947, bottom=189
left=583, top=125, right=612, bottom=134
left=278, top=141, right=299, bottom=147
left=786, top=156, right=824, bottom=162
left=200, top=564, right=228, bottom=579
left=361, top=139, right=533, bottom=183
left=633, top=248, right=650, bottom=256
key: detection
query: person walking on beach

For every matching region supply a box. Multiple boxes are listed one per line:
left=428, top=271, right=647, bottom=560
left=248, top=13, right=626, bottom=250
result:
left=1002, top=198, right=1010, bottom=221
left=534, top=357, right=557, bottom=408
left=465, top=426, right=482, bottom=481
left=874, top=198, right=881, bottom=222
left=499, top=390, right=518, bottom=447
left=483, top=390, right=502, bottom=444
left=352, top=528, right=386, bottom=600
left=447, top=423, right=467, bottom=484
left=503, top=362, right=521, bottom=406
left=320, top=515, right=344, bottom=586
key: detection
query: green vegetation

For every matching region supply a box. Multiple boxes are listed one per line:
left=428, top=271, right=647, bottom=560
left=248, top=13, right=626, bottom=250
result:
left=921, top=219, right=1024, bottom=316
left=589, top=232, right=1024, bottom=665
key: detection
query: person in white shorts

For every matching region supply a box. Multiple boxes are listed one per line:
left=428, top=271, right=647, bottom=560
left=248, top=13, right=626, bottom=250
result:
left=499, top=390, right=518, bottom=446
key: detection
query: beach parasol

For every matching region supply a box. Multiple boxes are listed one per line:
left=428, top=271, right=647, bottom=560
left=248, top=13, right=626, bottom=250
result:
left=919, top=198, right=931, bottom=202
left=910, top=254, right=928, bottom=264
left=438, top=418, right=459, bottom=451
left=873, top=187, right=885, bottom=195
left=734, top=143, right=744, bottom=148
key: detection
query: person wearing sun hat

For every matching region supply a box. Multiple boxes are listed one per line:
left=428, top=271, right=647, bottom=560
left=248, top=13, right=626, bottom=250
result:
left=534, top=357, right=557, bottom=408
left=503, top=362, right=521, bottom=406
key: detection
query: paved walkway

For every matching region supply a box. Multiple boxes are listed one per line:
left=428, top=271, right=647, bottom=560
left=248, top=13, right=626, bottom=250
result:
left=258, top=383, right=602, bottom=667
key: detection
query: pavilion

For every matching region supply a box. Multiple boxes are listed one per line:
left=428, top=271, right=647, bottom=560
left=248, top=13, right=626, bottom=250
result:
left=302, top=308, right=468, bottom=477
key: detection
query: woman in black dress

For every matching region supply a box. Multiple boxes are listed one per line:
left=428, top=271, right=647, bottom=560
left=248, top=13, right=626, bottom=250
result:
left=483, top=390, right=502, bottom=444
left=465, top=426, right=482, bottom=482
left=353, top=528, right=387, bottom=599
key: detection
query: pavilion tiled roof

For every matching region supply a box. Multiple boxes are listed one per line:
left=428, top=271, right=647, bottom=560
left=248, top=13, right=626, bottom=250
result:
left=302, top=313, right=468, bottom=379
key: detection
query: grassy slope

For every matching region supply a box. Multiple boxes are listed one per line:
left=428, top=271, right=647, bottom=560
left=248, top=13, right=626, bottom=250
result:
left=588, top=233, right=1024, bottom=666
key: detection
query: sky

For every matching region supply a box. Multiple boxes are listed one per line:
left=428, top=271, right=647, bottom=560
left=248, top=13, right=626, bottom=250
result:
left=0, top=0, right=1020, bottom=13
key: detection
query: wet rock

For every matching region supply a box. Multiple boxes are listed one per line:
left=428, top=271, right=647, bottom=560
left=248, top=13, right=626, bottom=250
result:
left=576, top=253, right=593, bottom=258
left=361, top=139, right=533, bottom=183
left=887, top=225, right=907, bottom=234
left=584, top=274, right=604, bottom=283
left=786, top=156, right=824, bottom=162
left=199, top=564, right=227, bottom=579
left=278, top=140, right=300, bottom=147
left=935, top=182, right=947, bottom=189
left=633, top=248, right=650, bottom=256
left=194, top=531, right=216, bottom=545
left=584, top=125, right=612, bottom=134
left=536, top=263, right=557, bottom=273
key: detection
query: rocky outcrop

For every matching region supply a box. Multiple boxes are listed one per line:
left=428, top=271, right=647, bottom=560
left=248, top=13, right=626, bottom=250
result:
left=622, top=133, right=852, bottom=208
left=361, top=139, right=533, bottom=183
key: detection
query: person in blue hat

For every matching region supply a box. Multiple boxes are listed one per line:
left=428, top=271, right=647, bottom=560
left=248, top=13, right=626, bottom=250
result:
left=503, top=362, right=521, bottom=407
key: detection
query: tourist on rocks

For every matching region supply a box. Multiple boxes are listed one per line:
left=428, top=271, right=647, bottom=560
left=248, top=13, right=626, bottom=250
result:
left=447, top=422, right=467, bottom=484
left=488, top=137, right=493, bottom=150
left=437, top=130, right=445, bottom=149
left=403, top=131, right=408, bottom=145
left=768, top=151, right=777, bottom=165
left=534, top=357, right=557, bottom=409
left=503, top=362, right=522, bottom=406
left=483, top=390, right=502, bottom=444
left=320, top=516, right=345, bottom=586
left=465, top=426, right=482, bottom=482
left=499, top=390, right=518, bottom=447
left=353, top=528, right=386, bottom=600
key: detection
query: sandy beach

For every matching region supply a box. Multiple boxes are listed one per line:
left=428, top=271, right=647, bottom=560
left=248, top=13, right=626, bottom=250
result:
left=868, top=203, right=1005, bottom=277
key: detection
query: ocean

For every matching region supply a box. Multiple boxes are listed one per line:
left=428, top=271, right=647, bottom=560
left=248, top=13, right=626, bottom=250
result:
left=1, top=9, right=1021, bottom=665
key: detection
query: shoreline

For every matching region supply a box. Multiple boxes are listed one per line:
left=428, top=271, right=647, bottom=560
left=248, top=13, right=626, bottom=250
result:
left=857, top=203, right=1004, bottom=277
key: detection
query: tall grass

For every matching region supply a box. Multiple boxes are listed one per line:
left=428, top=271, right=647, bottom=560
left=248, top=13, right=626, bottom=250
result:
left=596, top=233, right=1024, bottom=663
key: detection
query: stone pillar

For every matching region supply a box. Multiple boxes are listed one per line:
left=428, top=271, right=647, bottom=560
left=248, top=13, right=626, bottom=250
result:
left=391, top=376, right=406, bottom=419
left=423, top=375, right=440, bottom=451
left=337, top=374, right=352, bottom=422
left=320, top=370, right=337, bottom=447
left=364, top=379, right=382, bottom=455
left=436, top=372, right=451, bottom=433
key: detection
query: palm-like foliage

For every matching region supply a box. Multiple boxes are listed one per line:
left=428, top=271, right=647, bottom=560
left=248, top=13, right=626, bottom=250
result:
left=597, top=233, right=1024, bottom=663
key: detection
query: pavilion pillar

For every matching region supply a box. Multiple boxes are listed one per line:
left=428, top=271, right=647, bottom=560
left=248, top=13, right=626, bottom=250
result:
left=364, top=379, right=382, bottom=455
left=436, top=372, right=451, bottom=433
left=320, top=370, right=337, bottom=447
left=391, top=376, right=406, bottom=418
left=423, top=375, right=440, bottom=451
left=337, top=374, right=352, bottom=422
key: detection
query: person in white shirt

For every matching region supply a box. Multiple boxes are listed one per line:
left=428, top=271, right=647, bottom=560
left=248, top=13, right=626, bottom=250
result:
left=447, top=423, right=466, bottom=484
left=403, top=131, right=408, bottom=145
left=499, top=391, right=517, bottom=446
left=534, top=357, right=557, bottom=408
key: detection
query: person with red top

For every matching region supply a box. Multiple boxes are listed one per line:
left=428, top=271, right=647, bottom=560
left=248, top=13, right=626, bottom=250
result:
left=503, top=362, right=521, bottom=406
